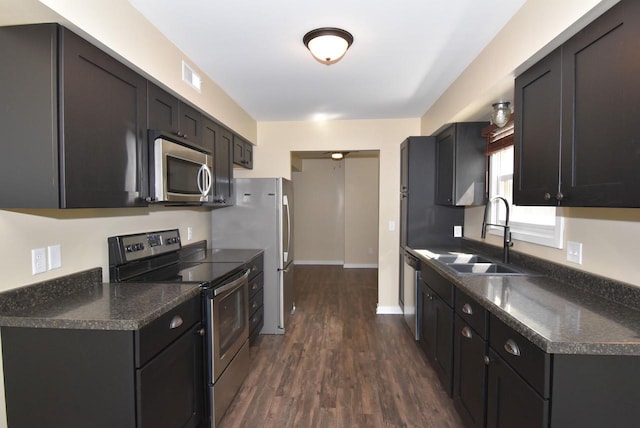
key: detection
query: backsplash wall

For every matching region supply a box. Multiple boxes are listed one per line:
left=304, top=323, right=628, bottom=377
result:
left=464, top=206, right=640, bottom=287
left=0, top=208, right=211, bottom=291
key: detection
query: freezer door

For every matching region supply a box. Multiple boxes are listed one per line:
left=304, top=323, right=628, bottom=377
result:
left=279, top=261, right=295, bottom=329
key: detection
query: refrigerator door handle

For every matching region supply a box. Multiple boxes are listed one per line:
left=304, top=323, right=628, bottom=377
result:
left=283, top=194, right=291, bottom=263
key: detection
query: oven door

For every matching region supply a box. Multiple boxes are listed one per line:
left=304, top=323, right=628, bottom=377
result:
left=208, top=269, right=250, bottom=383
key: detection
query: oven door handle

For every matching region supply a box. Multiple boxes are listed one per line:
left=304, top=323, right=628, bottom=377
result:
left=214, top=269, right=250, bottom=296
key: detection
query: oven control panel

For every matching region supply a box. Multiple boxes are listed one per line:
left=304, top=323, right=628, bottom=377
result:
left=108, top=229, right=181, bottom=264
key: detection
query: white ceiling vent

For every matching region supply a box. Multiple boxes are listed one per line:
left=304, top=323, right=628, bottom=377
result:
left=182, top=60, right=202, bottom=92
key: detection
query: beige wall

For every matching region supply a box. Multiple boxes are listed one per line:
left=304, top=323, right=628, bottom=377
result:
left=292, top=159, right=346, bottom=264
left=242, top=119, right=420, bottom=312
left=344, top=157, right=379, bottom=267
left=292, top=157, right=379, bottom=267
left=419, top=0, right=638, bottom=286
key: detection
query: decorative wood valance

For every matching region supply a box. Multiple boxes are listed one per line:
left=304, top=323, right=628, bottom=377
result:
left=482, top=113, right=514, bottom=155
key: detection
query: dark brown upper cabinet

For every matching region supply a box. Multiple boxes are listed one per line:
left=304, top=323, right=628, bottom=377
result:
left=0, top=24, right=148, bottom=208
left=233, top=134, right=253, bottom=169
left=435, top=122, right=488, bottom=206
left=515, top=0, right=640, bottom=207
left=148, top=82, right=204, bottom=149
left=202, top=118, right=234, bottom=206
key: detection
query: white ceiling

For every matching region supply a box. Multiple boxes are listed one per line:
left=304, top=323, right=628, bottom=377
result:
left=128, top=0, right=526, bottom=122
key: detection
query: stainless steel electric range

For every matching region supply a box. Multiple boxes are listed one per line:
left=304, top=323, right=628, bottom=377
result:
left=108, top=229, right=250, bottom=428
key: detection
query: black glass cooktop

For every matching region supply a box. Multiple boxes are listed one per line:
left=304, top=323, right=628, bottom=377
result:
left=126, top=261, right=243, bottom=286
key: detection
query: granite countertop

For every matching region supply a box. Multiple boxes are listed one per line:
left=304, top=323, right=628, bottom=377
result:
left=0, top=268, right=201, bottom=331
left=407, top=246, right=640, bottom=356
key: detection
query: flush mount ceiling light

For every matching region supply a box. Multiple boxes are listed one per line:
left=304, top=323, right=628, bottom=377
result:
left=303, top=27, right=353, bottom=65
left=491, top=102, right=512, bottom=128
left=331, top=152, right=344, bottom=160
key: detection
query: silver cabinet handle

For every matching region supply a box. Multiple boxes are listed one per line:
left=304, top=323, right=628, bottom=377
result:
left=544, top=192, right=551, bottom=201
left=198, top=328, right=205, bottom=336
left=461, top=326, right=473, bottom=339
left=556, top=192, right=564, bottom=201
left=169, top=315, right=183, bottom=329
left=483, top=355, right=490, bottom=366
left=462, top=303, right=473, bottom=315
left=504, top=339, right=521, bottom=357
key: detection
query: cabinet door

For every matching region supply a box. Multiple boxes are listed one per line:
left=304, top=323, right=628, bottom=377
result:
left=148, top=82, right=180, bottom=135
left=486, top=350, right=548, bottom=428
left=179, top=101, right=203, bottom=146
left=243, top=141, right=254, bottom=169
left=400, top=140, right=409, bottom=248
left=513, top=48, right=562, bottom=206
left=420, top=282, right=454, bottom=396
left=204, top=119, right=233, bottom=205
left=453, top=316, right=486, bottom=428
left=436, top=125, right=456, bottom=205
left=561, top=0, right=640, bottom=207
left=0, top=24, right=60, bottom=208
left=137, top=323, right=204, bottom=428
left=233, top=135, right=245, bottom=165
left=61, top=28, right=148, bottom=207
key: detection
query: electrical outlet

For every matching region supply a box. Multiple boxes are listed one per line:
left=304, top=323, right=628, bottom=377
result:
left=48, top=244, right=61, bottom=270
left=453, top=226, right=463, bottom=237
left=388, top=221, right=396, bottom=232
left=567, top=241, right=583, bottom=264
left=187, top=227, right=193, bottom=241
left=31, top=248, right=47, bottom=275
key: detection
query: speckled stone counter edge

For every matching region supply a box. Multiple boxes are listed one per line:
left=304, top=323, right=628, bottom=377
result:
left=0, top=267, right=102, bottom=313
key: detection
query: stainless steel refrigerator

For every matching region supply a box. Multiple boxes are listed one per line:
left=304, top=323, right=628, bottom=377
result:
left=211, top=177, right=294, bottom=334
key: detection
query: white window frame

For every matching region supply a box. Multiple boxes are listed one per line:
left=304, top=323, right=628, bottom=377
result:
left=487, top=146, right=564, bottom=249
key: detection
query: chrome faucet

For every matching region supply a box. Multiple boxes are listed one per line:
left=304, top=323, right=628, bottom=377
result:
left=481, top=196, right=513, bottom=264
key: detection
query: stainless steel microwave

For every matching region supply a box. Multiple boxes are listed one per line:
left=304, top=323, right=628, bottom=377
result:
left=150, top=136, right=213, bottom=204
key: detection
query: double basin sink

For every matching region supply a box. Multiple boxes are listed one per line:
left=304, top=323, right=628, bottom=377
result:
left=413, top=250, right=530, bottom=276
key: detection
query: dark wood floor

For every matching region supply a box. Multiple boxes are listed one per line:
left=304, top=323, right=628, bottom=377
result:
left=219, top=265, right=463, bottom=428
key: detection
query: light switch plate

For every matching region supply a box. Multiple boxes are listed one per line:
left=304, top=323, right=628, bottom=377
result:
left=567, top=241, right=583, bottom=264
left=48, top=244, right=61, bottom=270
left=453, top=226, right=463, bottom=237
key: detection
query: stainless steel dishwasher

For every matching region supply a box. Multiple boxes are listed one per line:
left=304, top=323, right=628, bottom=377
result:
left=403, top=250, right=421, bottom=340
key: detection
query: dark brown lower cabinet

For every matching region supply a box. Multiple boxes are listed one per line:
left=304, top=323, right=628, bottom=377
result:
left=486, top=349, right=549, bottom=428
left=419, top=279, right=454, bottom=395
left=1, top=297, right=204, bottom=428
left=453, top=316, right=487, bottom=428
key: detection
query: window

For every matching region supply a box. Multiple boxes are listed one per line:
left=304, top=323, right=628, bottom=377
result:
left=487, top=146, right=564, bottom=248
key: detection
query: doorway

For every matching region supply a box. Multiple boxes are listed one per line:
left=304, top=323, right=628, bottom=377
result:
left=290, top=150, right=380, bottom=268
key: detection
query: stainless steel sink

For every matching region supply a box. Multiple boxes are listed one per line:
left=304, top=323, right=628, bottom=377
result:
left=446, top=262, right=528, bottom=276
left=434, top=254, right=494, bottom=264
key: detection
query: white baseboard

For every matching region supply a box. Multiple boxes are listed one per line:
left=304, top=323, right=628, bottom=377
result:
left=343, top=263, right=378, bottom=269
left=294, top=260, right=343, bottom=265
left=376, top=305, right=403, bottom=315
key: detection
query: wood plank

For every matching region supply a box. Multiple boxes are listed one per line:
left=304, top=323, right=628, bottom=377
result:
left=219, top=265, right=463, bottom=427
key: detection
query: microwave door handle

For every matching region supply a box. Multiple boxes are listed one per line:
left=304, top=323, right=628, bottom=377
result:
left=198, top=164, right=212, bottom=196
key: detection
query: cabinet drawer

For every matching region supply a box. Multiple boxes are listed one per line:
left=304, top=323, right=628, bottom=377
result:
left=489, top=314, right=550, bottom=398
left=249, top=306, right=264, bottom=336
left=249, top=287, right=264, bottom=316
left=455, top=288, right=487, bottom=338
left=248, top=271, right=263, bottom=298
left=135, top=296, right=201, bottom=367
left=421, top=262, right=454, bottom=307
left=247, top=255, right=263, bottom=280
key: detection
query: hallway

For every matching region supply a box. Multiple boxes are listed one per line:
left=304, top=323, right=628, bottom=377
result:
left=219, top=265, right=463, bottom=427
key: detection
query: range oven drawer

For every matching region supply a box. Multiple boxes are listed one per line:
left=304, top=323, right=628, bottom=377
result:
left=135, top=296, right=201, bottom=367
